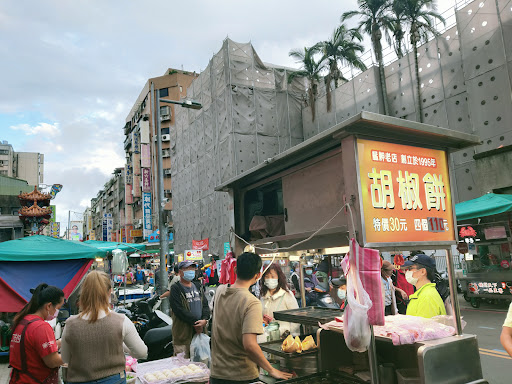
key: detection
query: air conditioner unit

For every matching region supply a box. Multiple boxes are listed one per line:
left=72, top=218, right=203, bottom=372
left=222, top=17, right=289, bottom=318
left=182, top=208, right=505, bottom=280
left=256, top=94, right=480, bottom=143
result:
left=143, top=114, right=150, bottom=121
left=160, top=106, right=170, bottom=115
left=164, top=189, right=172, bottom=194
left=160, top=114, right=170, bottom=121
left=162, top=134, right=171, bottom=142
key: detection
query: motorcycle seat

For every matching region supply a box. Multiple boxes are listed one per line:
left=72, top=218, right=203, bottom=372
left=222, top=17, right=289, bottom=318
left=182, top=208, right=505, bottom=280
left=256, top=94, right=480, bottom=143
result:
left=144, top=325, right=172, bottom=345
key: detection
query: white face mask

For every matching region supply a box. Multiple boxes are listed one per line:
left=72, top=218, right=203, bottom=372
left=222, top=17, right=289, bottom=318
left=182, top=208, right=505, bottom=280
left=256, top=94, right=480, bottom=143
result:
left=264, top=278, right=279, bottom=290
left=337, top=289, right=346, bottom=301
left=405, top=270, right=419, bottom=286
left=45, top=308, right=59, bottom=321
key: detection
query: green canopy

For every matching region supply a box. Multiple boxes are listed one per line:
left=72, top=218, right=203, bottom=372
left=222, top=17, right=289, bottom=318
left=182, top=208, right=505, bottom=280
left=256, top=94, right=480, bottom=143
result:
left=0, top=235, right=107, bottom=262
left=455, top=193, right=512, bottom=221
left=83, top=240, right=146, bottom=253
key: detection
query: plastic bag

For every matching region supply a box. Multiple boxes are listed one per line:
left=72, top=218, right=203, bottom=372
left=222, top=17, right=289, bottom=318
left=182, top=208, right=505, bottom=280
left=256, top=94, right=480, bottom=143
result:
left=190, top=333, right=211, bottom=366
left=343, top=242, right=372, bottom=352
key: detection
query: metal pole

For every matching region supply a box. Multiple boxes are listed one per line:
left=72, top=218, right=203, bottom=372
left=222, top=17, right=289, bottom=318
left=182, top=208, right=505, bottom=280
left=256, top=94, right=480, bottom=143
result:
left=299, top=255, right=306, bottom=308
left=368, top=326, right=380, bottom=384
left=152, top=83, right=170, bottom=314
left=446, top=247, right=463, bottom=335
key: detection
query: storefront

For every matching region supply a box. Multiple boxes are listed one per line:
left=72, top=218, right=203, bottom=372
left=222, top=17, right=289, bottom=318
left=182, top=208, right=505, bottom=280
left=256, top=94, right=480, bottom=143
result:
left=455, top=193, right=512, bottom=307
left=217, top=112, right=486, bottom=383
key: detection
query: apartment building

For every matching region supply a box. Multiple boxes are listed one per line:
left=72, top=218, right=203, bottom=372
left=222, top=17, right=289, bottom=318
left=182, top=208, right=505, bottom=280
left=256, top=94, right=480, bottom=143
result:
left=123, top=69, right=197, bottom=242
left=0, top=141, right=44, bottom=186
left=88, top=167, right=125, bottom=242
left=0, top=175, right=33, bottom=241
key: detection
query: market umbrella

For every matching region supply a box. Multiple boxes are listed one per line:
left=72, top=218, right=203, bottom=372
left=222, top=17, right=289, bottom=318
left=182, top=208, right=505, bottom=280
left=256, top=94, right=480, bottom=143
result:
left=83, top=240, right=146, bottom=253
left=455, top=193, right=512, bottom=221
left=0, top=236, right=108, bottom=312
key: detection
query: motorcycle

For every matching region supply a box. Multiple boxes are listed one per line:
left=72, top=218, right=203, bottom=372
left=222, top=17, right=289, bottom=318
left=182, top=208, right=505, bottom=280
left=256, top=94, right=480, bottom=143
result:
left=115, top=293, right=173, bottom=361
left=312, top=288, right=339, bottom=309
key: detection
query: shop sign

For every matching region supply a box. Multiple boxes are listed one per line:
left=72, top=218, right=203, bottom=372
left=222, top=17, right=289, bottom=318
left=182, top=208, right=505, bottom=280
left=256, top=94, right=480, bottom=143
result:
left=459, top=226, right=477, bottom=238
left=130, top=229, right=143, bottom=237
left=148, top=229, right=173, bottom=243
left=484, top=226, right=507, bottom=240
left=192, top=238, right=209, bottom=250
left=120, top=228, right=126, bottom=243
left=142, top=168, right=151, bottom=192
left=133, top=131, right=140, bottom=154
left=50, top=222, right=60, bottom=238
left=140, top=120, right=150, bottom=144
left=224, top=242, right=230, bottom=257
left=357, top=139, right=455, bottom=245
left=111, top=232, right=117, bottom=242
left=125, top=224, right=134, bottom=243
left=125, top=164, right=133, bottom=185
left=457, top=243, right=469, bottom=254
left=102, top=214, right=113, bottom=242
left=141, top=144, right=151, bottom=168
left=133, top=176, right=141, bottom=198
left=185, top=250, right=203, bottom=261
left=468, top=281, right=512, bottom=295
left=143, top=192, right=152, bottom=239
left=50, top=205, right=56, bottom=223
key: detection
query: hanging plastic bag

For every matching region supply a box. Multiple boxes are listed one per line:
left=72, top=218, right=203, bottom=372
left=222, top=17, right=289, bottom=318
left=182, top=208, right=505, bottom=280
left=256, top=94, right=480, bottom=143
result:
left=190, top=333, right=211, bottom=366
left=343, top=240, right=372, bottom=352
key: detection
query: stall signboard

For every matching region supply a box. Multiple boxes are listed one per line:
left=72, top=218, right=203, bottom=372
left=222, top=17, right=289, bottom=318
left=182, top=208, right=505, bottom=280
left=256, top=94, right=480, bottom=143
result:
left=142, top=168, right=151, bottom=192
left=185, top=250, right=203, bottom=261
left=468, top=281, right=512, bottom=295
left=192, top=238, right=209, bottom=250
left=357, top=139, right=455, bottom=246
left=143, top=192, right=152, bottom=239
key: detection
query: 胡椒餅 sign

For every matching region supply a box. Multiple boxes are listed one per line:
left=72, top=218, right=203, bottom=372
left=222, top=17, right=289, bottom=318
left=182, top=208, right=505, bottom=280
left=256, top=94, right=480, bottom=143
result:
left=357, top=139, right=455, bottom=246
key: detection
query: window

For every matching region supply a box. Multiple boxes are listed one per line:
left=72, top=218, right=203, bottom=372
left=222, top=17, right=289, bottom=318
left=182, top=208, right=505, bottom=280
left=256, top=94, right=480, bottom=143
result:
left=161, top=127, right=170, bottom=135
left=0, top=150, right=9, bottom=155
left=12, top=209, right=19, bottom=216
left=0, top=170, right=7, bottom=175
left=159, top=88, right=169, bottom=97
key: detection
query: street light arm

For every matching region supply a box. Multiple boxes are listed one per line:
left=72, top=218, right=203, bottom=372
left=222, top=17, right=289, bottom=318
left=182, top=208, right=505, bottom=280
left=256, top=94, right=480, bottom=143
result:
left=159, top=98, right=202, bottom=110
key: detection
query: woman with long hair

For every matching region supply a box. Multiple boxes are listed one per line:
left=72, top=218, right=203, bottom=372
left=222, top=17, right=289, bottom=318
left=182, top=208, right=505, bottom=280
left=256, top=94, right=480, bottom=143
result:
left=61, top=271, right=147, bottom=384
left=260, top=263, right=300, bottom=337
left=9, top=283, right=65, bottom=384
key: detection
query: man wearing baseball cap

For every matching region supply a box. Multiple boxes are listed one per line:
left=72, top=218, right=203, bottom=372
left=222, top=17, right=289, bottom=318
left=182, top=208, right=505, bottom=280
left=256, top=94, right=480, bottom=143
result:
left=169, top=260, right=210, bottom=358
left=402, top=254, right=446, bottom=318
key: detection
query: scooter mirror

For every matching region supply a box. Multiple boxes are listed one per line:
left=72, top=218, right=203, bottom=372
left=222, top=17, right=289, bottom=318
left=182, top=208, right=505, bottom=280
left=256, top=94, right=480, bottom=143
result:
left=143, top=283, right=150, bottom=291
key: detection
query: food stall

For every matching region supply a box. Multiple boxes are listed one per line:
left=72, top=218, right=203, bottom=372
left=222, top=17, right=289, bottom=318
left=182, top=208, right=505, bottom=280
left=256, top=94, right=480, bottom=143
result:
left=216, top=111, right=486, bottom=384
left=455, top=193, right=512, bottom=308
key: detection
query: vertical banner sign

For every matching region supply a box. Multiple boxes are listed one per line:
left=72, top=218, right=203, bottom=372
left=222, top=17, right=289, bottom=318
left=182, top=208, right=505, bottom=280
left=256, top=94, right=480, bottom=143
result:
left=143, top=192, right=152, bottom=239
left=125, top=224, right=133, bottom=243
left=140, top=120, right=150, bottom=144
left=142, top=168, right=151, bottom=192
left=141, top=144, right=151, bottom=168
left=357, top=139, right=455, bottom=245
left=50, top=205, right=56, bottom=223
left=133, top=131, right=140, bottom=154
left=125, top=164, right=133, bottom=184
left=133, top=176, right=141, bottom=198
left=107, top=215, right=113, bottom=242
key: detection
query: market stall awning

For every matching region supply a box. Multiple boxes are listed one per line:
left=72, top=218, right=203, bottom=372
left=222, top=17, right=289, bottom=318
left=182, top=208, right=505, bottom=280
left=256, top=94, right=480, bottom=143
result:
left=0, top=235, right=107, bottom=262
left=455, top=193, right=512, bottom=221
left=83, top=240, right=146, bottom=253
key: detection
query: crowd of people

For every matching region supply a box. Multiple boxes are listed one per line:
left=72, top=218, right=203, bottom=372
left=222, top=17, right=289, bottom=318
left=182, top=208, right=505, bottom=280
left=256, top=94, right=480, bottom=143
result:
left=6, top=250, right=467, bottom=384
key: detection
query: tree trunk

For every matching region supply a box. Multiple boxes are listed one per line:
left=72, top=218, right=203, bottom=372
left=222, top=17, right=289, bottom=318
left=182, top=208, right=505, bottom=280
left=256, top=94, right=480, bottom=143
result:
left=326, top=74, right=332, bottom=113
left=308, top=85, right=316, bottom=122
left=372, top=27, right=390, bottom=115
left=412, top=30, right=423, bottom=123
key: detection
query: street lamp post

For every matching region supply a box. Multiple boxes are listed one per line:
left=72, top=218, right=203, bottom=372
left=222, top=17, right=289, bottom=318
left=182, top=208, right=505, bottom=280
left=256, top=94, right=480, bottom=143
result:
left=151, top=82, right=201, bottom=314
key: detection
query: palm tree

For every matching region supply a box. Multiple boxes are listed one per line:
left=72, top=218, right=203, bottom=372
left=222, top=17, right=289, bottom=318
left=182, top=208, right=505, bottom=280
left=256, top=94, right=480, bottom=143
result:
left=342, top=0, right=392, bottom=115
left=387, top=0, right=408, bottom=59
left=401, top=0, right=445, bottom=122
left=320, top=25, right=367, bottom=112
left=288, top=44, right=325, bottom=122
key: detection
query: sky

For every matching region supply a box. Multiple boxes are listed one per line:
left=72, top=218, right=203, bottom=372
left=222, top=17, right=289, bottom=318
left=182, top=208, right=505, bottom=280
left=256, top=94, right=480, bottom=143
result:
left=0, top=0, right=456, bottom=233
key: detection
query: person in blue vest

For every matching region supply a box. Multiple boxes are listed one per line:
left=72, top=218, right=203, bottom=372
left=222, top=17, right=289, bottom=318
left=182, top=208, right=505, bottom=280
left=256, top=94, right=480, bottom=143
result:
left=135, top=265, right=146, bottom=284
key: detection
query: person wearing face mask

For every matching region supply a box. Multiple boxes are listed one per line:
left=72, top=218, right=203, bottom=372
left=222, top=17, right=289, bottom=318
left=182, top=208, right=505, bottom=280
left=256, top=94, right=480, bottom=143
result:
left=260, top=263, right=300, bottom=337
left=9, top=283, right=65, bottom=384
left=61, top=271, right=147, bottom=384
left=169, top=261, right=210, bottom=359
left=402, top=254, right=446, bottom=318
left=332, top=277, right=347, bottom=310
left=210, top=252, right=293, bottom=383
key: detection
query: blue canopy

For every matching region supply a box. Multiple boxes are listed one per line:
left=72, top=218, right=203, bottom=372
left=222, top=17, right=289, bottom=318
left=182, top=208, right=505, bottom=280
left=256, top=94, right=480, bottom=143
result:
left=455, top=193, right=512, bottom=221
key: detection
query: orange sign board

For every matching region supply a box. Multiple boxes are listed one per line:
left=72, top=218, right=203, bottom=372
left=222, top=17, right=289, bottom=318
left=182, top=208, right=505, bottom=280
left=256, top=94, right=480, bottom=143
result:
left=357, top=139, right=455, bottom=245
left=130, top=229, right=143, bottom=238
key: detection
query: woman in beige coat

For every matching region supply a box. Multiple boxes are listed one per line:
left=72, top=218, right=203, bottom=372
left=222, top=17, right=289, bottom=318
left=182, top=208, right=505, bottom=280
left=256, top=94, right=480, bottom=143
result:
left=260, top=264, right=300, bottom=337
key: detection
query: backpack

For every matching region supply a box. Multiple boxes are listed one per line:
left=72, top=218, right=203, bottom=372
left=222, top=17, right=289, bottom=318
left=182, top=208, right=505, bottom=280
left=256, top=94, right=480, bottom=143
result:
left=434, top=272, right=450, bottom=302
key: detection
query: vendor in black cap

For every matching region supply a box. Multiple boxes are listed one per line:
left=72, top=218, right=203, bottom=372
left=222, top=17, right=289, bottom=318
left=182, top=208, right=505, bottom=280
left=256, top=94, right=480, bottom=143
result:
left=169, top=260, right=210, bottom=358
left=402, top=254, right=446, bottom=318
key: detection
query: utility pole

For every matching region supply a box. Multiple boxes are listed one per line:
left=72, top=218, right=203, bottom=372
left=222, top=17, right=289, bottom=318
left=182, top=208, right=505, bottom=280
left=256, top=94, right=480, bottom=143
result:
left=152, top=82, right=170, bottom=314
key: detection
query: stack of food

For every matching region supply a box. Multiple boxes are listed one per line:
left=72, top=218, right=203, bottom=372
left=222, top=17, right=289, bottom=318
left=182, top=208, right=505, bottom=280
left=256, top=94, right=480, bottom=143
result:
left=281, top=335, right=317, bottom=353
left=142, top=364, right=204, bottom=383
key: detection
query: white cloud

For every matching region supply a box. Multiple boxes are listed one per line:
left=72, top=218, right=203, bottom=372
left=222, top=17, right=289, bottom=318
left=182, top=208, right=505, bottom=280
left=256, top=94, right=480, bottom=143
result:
left=10, top=122, right=60, bottom=137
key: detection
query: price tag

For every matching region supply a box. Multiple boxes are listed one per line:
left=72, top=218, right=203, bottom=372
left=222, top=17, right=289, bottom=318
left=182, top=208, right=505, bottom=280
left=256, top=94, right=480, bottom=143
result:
left=427, top=217, right=445, bottom=232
